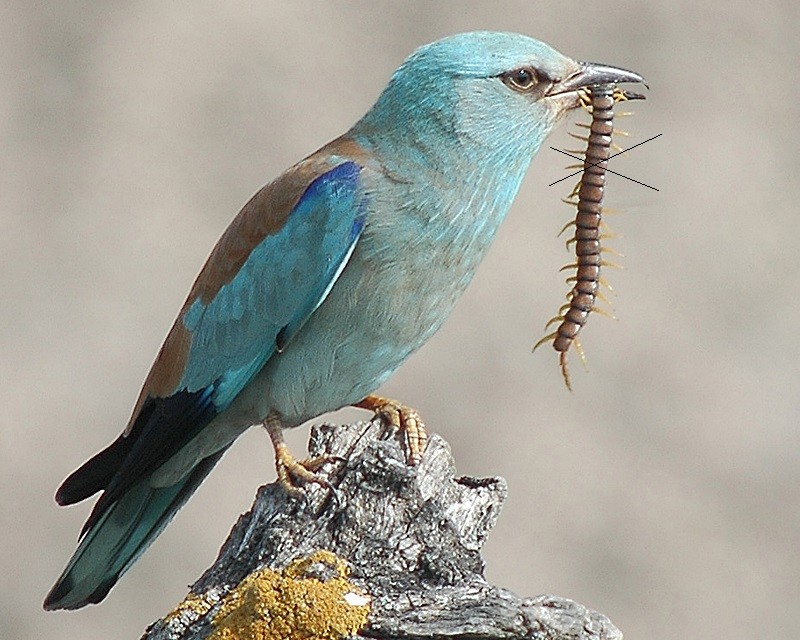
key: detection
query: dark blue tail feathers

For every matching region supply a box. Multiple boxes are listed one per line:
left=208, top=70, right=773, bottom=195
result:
left=43, top=449, right=225, bottom=610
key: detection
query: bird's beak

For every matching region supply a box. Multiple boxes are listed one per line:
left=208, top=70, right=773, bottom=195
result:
left=547, top=61, right=648, bottom=99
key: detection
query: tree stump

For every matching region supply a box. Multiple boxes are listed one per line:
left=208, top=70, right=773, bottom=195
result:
left=142, top=419, right=621, bottom=640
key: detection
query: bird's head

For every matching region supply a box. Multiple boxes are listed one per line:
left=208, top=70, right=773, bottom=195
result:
left=353, top=31, right=645, bottom=167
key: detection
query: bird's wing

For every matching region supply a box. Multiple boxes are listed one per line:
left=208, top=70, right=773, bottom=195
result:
left=166, top=156, right=368, bottom=411
left=57, top=137, right=370, bottom=519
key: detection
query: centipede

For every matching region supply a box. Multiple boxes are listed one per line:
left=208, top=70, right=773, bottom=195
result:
left=534, top=84, right=638, bottom=390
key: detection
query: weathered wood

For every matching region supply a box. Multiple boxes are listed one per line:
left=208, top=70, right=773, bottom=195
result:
left=142, top=420, right=621, bottom=640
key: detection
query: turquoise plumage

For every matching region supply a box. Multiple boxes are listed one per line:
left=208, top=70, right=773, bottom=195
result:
left=45, top=31, right=645, bottom=610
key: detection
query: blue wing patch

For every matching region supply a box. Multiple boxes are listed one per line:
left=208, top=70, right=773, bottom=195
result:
left=181, top=160, right=367, bottom=410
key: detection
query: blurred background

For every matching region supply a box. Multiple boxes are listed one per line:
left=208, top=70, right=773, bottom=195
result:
left=3, top=1, right=798, bottom=638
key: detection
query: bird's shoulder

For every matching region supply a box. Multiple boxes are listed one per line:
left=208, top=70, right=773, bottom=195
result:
left=191, top=135, right=372, bottom=306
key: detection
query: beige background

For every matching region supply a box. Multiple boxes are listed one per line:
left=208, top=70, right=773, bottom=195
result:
left=3, top=2, right=798, bottom=638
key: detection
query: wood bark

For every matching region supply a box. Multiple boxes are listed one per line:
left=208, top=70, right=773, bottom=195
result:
left=142, top=419, right=621, bottom=640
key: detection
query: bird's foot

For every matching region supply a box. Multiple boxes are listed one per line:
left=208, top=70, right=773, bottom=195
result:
left=263, top=413, right=340, bottom=499
left=355, top=394, right=428, bottom=465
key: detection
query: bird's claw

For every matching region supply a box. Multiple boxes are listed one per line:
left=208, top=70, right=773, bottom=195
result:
left=355, top=395, right=429, bottom=465
left=275, top=450, right=328, bottom=486
left=274, top=448, right=343, bottom=506
left=264, top=413, right=342, bottom=505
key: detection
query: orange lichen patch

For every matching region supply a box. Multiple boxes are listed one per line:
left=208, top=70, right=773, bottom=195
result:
left=209, top=550, right=371, bottom=640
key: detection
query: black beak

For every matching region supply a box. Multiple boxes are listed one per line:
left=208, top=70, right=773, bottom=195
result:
left=548, top=61, right=648, bottom=98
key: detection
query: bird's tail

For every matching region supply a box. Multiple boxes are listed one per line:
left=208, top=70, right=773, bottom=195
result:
left=43, top=449, right=225, bottom=610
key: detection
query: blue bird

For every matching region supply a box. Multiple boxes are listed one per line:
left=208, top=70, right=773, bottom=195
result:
left=44, top=31, right=645, bottom=610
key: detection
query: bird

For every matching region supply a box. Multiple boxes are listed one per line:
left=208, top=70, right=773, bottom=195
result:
left=44, top=31, right=645, bottom=610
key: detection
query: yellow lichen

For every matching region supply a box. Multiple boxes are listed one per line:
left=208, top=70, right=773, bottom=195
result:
left=208, top=550, right=371, bottom=640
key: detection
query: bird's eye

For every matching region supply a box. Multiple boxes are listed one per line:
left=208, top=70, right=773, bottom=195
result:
left=501, top=67, right=539, bottom=92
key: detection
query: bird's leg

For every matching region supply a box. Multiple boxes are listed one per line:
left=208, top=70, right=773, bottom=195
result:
left=263, top=411, right=338, bottom=496
left=354, top=395, right=428, bottom=465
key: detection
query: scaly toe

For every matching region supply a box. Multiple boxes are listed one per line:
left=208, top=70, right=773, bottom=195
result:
left=355, top=395, right=429, bottom=465
left=265, top=413, right=342, bottom=502
left=284, top=454, right=331, bottom=484
left=398, top=406, right=427, bottom=465
left=274, top=445, right=341, bottom=501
